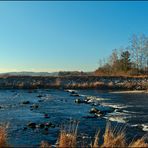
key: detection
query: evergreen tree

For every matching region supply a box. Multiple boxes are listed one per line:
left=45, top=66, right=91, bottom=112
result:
left=120, top=51, right=131, bottom=72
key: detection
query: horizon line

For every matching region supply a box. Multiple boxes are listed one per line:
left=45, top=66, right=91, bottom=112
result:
left=0, top=70, right=93, bottom=74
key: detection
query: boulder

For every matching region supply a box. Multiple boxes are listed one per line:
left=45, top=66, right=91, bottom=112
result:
left=84, top=100, right=90, bottom=104
left=82, top=115, right=98, bottom=119
left=84, top=97, right=90, bottom=102
left=89, top=107, right=105, bottom=116
left=95, top=111, right=104, bottom=116
left=44, top=114, right=50, bottom=118
left=23, top=127, right=27, bottom=130
left=45, top=122, right=53, bottom=128
left=71, top=91, right=76, bottom=94
left=39, top=123, right=45, bottom=129
left=89, top=107, right=99, bottom=114
left=75, top=98, right=84, bottom=103
left=37, top=95, right=43, bottom=98
left=21, top=101, right=30, bottom=104
left=30, top=104, right=39, bottom=109
left=27, top=122, right=36, bottom=129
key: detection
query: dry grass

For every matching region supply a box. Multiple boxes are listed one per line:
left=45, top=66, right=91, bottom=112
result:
left=0, top=122, right=147, bottom=147
left=129, top=136, right=148, bottom=147
left=40, top=141, right=51, bottom=148
left=0, top=126, right=8, bottom=147
left=91, top=130, right=100, bottom=148
left=57, top=122, right=78, bottom=148
left=40, top=122, right=148, bottom=148
left=58, top=130, right=77, bottom=147
left=101, top=122, right=127, bottom=147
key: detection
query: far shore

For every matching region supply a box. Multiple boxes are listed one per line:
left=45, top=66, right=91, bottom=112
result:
left=110, top=90, right=148, bottom=94
left=0, top=75, right=147, bottom=90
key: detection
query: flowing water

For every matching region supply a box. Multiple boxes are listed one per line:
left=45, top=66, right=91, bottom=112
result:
left=0, top=89, right=147, bottom=146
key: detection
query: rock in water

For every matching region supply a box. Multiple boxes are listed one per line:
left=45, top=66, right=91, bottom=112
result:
left=23, top=127, right=27, bottom=130
left=21, top=101, right=30, bottom=104
left=75, top=98, right=83, bottom=103
left=44, top=114, right=50, bottom=118
left=89, top=107, right=105, bottom=116
left=71, top=91, right=76, bottom=94
left=30, top=104, right=39, bottom=109
left=89, top=107, right=99, bottom=114
left=45, top=122, right=52, bottom=127
left=27, top=122, right=36, bottom=129
left=39, top=123, right=45, bottom=129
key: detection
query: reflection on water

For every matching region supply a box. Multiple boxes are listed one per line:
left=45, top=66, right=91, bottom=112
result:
left=0, top=89, right=147, bottom=146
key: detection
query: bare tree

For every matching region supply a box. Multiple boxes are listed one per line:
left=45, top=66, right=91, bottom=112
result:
left=143, top=37, right=148, bottom=74
left=110, top=49, right=118, bottom=66
left=139, top=34, right=147, bottom=70
left=129, top=34, right=139, bottom=72
left=98, top=59, right=102, bottom=68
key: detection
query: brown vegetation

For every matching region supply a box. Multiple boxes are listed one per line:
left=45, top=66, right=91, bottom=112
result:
left=57, top=122, right=78, bottom=148
left=40, top=122, right=148, bottom=148
left=40, top=141, right=51, bottom=148
left=0, top=122, right=147, bottom=147
left=95, top=34, right=148, bottom=77
left=0, top=126, right=8, bottom=147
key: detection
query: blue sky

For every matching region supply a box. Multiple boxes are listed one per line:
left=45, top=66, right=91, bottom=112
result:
left=0, top=1, right=148, bottom=72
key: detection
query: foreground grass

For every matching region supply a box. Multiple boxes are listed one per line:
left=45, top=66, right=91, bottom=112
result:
left=0, top=123, right=147, bottom=147
left=0, top=126, right=8, bottom=147
left=41, top=123, right=148, bottom=148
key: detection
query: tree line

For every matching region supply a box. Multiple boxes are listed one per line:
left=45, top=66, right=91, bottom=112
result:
left=95, top=34, right=148, bottom=76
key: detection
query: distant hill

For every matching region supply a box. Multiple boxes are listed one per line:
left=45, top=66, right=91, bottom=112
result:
left=0, top=71, right=94, bottom=77
left=0, top=72, right=59, bottom=77
left=58, top=71, right=93, bottom=76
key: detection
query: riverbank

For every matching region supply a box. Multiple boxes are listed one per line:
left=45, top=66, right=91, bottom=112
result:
left=110, top=90, right=148, bottom=94
left=0, top=75, right=147, bottom=90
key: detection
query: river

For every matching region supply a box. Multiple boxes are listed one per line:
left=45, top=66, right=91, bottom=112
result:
left=0, top=89, right=147, bottom=146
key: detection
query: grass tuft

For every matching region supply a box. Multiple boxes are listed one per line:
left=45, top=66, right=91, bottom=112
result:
left=91, top=130, right=100, bottom=148
left=40, top=141, right=51, bottom=148
left=0, top=122, right=147, bottom=148
left=0, top=126, right=8, bottom=147
left=129, top=137, right=148, bottom=147
left=57, top=121, right=78, bottom=148
left=40, top=122, right=148, bottom=148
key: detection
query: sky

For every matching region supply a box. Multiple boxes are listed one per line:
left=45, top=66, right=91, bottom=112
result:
left=0, top=1, right=148, bottom=73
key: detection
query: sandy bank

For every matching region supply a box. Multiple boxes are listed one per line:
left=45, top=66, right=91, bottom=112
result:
left=110, top=90, right=148, bottom=94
